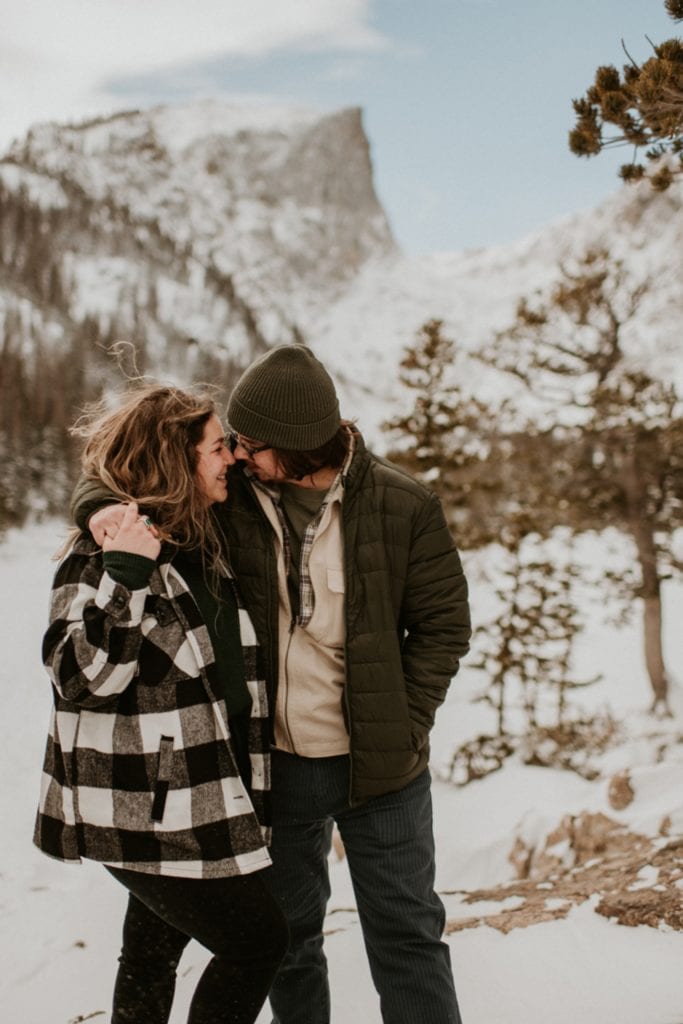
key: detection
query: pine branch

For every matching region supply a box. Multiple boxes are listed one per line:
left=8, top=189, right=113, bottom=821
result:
left=621, top=38, right=641, bottom=69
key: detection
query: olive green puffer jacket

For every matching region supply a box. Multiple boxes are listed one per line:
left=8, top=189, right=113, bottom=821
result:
left=217, top=435, right=471, bottom=805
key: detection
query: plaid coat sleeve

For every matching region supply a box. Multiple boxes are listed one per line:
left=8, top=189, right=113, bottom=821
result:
left=42, top=542, right=149, bottom=708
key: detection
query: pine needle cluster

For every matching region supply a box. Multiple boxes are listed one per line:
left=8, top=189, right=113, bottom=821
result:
left=665, top=0, right=683, bottom=21
left=569, top=1, right=683, bottom=188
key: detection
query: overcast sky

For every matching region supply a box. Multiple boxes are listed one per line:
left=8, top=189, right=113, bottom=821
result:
left=2, top=0, right=676, bottom=254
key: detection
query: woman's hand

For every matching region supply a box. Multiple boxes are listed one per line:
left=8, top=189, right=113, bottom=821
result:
left=102, top=501, right=161, bottom=560
left=89, top=504, right=125, bottom=546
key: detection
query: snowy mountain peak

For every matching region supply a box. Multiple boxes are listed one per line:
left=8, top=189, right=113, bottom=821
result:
left=0, top=99, right=396, bottom=404
left=141, top=98, right=327, bottom=151
left=3, top=101, right=395, bottom=319
left=13, top=98, right=346, bottom=166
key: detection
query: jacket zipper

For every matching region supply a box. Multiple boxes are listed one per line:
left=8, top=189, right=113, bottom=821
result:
left=281, top=616, right=298, bottom=754
left=342, top=513, right=355, bottom=806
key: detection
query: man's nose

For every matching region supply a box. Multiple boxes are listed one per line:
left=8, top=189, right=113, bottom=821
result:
left=232, top=440, right=250, bottom=460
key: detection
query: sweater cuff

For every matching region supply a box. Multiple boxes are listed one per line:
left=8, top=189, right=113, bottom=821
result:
left=103, top=551, right=156, bottom=590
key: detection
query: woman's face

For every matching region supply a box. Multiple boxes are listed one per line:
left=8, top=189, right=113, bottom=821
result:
left=195, top=414, right=234, bottom=505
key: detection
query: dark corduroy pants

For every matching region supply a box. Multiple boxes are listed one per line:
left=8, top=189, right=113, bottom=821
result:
left=267, top=753, right=462, bottom=1024
left=106, top=866, right=288, bottom=1024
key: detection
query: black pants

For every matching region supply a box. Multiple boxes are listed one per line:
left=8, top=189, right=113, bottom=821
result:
left=268, top=756, right=460, bottom=1024
left=107, top=866, right=288, bottom=1024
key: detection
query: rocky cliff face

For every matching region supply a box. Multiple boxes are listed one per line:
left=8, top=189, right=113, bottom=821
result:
left=0, top=100, right=395, bottom=370
left=0, top=100, right=395, bottom=521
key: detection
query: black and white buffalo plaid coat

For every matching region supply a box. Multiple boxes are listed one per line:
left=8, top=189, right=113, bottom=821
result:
left=34, top=535, right=272, bottom=878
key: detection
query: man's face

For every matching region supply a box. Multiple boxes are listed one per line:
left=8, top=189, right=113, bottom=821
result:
left=230, top=432, right=287, bottom=483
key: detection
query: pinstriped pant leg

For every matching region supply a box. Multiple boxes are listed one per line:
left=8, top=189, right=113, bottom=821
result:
left=337, top=770, right=462, bottom=1024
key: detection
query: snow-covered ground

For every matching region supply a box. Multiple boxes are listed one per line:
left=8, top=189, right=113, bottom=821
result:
left=2, top=519, right=682, bottom=1024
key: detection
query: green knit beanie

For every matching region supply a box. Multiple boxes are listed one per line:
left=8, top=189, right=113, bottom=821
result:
left=227, top=345, right=341, bottom=451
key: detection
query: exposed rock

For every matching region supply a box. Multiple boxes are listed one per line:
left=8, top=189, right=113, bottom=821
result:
left=608, top=770, right=635, bottom=810
left=596, top=886, right=683, bottom=930
left=660, top=814, right=673, bottom=836
left=446, top=814, right=683, bottom=935
left=508, top=836, right=533, bottom=880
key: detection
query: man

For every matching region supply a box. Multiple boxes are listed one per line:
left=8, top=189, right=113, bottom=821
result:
left=77, top=344, right=471, bottom=1024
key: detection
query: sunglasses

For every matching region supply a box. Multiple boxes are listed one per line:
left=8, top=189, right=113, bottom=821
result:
left=227, top=431, right=272, bottom=460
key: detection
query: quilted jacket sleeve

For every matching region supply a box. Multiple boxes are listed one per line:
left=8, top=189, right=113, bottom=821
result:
left=43, top=545, right=148, bottom=709
left=400, top=492, right=471, bottom=746
left=70, top=474, right=118, bottom=530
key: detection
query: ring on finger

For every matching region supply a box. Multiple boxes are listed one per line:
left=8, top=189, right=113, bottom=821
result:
left=143, top=517, right=154, bottom=530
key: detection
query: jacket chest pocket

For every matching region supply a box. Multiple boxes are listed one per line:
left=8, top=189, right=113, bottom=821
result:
left=138, top=597, right=191, bottom=687
left=306, top=566, right=346, bottom=647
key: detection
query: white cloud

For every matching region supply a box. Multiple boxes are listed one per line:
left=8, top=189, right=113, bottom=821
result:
left=320, top=56, right=375, bottom=82
left=7, top=0, right=385, bottom=69
left=1, top=0, right=387, bottom=148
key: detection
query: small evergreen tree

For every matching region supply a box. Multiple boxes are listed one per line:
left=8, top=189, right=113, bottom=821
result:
left=449, top=529, right=602, bottom=786
left=383, top=319, right=507, bottom=549
left=482, top=249, right=683, bottom=713
left=470, top=529, right=597, bottom=736
left=387, top=320, right=614, bottom=785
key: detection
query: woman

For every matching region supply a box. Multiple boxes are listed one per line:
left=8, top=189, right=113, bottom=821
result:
left=34, top=384, right=288, bottom=1024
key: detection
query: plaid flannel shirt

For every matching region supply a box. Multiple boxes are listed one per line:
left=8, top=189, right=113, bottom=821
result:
left=34, top=536, right=271, bottom=879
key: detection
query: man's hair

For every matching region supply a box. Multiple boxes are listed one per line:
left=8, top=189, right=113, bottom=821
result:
left=271, top=422, right=352, bottom=481
left=72, top=383, right=225, bottom=569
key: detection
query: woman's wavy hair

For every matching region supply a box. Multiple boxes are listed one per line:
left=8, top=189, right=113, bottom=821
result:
left=70, top=383, right=226, bottom=572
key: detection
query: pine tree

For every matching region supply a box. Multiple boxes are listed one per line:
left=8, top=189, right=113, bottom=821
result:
left=569, top=0, right=683, bottom=188
left=387, top=320, right=612, bottom=784
left=482, top=249, right=683, bottom=713
left=470, top=533, right=597, bottom=735
left=448, top=527, right=602, bottom=786
left=383, top=319, right=507, bottom=549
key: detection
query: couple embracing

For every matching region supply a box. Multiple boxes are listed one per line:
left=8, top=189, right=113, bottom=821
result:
left=34, top=344, right=471, bottom=1024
